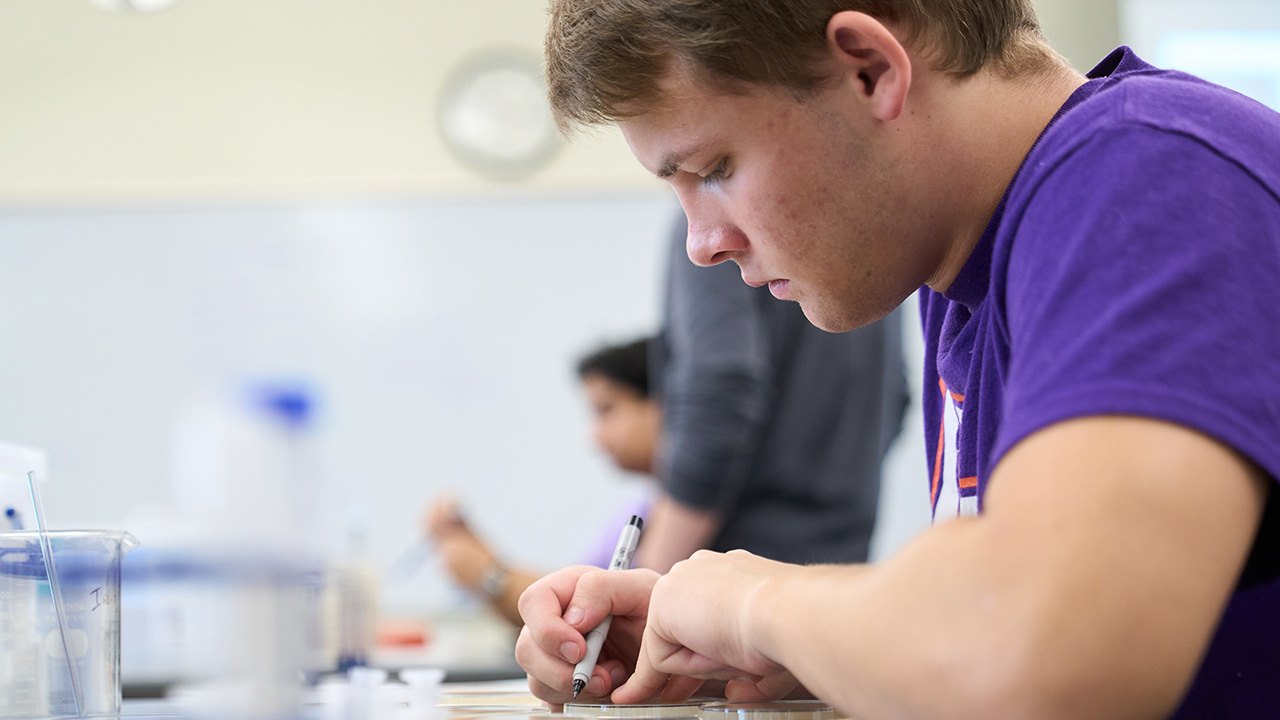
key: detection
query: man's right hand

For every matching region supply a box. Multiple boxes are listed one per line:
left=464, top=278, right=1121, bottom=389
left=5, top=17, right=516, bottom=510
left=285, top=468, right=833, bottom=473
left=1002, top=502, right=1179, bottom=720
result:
left=516, top=565, right=676, bottom=704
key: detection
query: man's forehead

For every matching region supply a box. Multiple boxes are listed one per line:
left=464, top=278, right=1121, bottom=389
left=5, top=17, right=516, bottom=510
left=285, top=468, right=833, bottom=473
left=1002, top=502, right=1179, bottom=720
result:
left=618, top=71, right=735, bottom=177
left=618, top=113, right=708, bottom=180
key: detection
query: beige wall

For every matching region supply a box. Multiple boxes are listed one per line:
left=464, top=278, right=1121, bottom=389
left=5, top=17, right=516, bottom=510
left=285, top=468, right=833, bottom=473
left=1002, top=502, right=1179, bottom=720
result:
left=0, top=0, right=657, bottom=204
left=0, top=0, right=1119, bottom=205
left=1037, top=0, right=1121, bottom=73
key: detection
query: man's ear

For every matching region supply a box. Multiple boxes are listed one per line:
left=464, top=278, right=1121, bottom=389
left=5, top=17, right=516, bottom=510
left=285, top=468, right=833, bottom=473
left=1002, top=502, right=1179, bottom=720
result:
left=825, top=11, right=912, bottom=122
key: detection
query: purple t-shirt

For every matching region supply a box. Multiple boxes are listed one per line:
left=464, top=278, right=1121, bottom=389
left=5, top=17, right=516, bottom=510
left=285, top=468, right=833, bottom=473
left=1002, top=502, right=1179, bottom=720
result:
left=921, top=47, right=1280, bottom=717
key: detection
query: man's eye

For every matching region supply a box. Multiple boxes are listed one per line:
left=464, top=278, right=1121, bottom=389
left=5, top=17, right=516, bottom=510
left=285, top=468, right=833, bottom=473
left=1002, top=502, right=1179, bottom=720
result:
left=700, top=158, right=730, bottom=187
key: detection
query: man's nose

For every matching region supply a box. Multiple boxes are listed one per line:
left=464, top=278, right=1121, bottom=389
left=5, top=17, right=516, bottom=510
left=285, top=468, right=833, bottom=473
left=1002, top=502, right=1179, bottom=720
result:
left=685, top=220, right=748, bottom=267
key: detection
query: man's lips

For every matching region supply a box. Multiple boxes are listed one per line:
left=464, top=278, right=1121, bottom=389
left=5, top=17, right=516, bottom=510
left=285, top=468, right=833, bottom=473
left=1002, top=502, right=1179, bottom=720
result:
left=743, top=274, right=793, bottom=298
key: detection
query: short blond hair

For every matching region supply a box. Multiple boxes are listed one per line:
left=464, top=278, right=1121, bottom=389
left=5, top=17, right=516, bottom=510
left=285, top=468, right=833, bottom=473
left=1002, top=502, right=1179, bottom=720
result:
left=545, top=0, right=1055, bottom=133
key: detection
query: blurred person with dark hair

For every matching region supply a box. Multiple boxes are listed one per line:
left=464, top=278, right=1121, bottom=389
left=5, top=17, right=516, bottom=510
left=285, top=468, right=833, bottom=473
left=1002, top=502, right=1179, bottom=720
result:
left=425, top=337, right=660, bottom=626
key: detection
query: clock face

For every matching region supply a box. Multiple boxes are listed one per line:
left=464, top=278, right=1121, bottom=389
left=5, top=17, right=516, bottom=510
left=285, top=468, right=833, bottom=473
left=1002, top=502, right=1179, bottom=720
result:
left=437, top=50, right=562, bottom=180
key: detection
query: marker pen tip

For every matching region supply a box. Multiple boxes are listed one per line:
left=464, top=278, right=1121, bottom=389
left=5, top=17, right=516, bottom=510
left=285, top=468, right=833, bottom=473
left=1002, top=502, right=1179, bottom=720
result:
left=572, top=679, right=585, bottom=698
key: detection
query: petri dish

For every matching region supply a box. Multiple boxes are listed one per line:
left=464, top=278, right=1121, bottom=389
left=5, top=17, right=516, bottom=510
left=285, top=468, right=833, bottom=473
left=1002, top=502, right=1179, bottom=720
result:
left=445, top=714, right=556, bottom=720
left=442, top=708, right=549, bottom=717
left=698, top=701, right=839, bottom=720
left=564, top=702, right=704, bottom=718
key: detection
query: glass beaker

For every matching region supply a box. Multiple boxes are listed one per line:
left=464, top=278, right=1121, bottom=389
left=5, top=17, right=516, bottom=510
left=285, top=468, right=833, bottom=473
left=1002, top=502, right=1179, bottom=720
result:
left=0, top=530, right=138, bottom=719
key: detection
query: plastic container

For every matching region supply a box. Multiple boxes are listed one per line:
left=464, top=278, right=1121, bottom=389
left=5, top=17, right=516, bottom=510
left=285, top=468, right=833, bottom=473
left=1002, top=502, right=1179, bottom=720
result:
left=0, top=530, right=138, bottom=719
left=121, top=546, right=325, bottom=720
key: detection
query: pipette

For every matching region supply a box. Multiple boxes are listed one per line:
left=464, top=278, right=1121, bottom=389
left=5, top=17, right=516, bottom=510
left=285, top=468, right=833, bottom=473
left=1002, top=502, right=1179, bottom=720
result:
left=27, top=470, right=84, bottom=716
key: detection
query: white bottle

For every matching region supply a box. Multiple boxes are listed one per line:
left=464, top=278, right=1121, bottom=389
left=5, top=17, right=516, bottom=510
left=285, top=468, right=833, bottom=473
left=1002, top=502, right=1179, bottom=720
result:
left=167, top=379, right=326, bottom=720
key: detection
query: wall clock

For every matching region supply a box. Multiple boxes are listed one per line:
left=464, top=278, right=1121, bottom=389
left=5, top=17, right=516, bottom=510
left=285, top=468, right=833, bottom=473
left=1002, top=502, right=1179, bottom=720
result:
left=437, top=50, right=562, bottom=180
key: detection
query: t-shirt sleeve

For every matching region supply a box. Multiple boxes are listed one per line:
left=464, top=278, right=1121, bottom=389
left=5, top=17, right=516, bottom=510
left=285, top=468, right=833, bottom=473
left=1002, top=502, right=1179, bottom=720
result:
left=993, top=123, right=1280, bottom=498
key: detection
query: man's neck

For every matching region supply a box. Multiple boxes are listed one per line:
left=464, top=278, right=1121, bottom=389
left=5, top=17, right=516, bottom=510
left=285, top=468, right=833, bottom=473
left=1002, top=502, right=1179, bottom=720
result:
left=923, top=62, right=1088, bottom=294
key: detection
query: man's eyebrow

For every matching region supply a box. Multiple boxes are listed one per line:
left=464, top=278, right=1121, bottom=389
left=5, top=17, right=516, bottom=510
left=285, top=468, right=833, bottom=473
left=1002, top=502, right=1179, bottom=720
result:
left=656, top=146, right=700, bottom=179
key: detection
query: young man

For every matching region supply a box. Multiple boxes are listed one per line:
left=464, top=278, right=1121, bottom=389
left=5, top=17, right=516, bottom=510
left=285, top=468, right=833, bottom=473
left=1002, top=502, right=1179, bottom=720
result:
left=517, top=2, right=1280, bottom=718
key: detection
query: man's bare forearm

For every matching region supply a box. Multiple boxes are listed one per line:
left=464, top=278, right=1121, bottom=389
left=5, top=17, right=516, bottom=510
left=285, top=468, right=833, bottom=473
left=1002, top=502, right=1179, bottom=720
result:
left=744, top=418, right=1265, bottom=720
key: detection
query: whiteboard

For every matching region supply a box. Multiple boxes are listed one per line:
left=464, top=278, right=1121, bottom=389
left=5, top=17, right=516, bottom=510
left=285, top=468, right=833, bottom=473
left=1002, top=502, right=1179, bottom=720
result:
left=0, top=193, right=929, bottom=612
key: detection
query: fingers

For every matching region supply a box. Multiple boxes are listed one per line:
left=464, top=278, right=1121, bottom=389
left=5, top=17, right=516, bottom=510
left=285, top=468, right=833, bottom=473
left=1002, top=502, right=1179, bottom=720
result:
left=516, top=567, right=657, bottom=704
left=601, top=658, right=629, bottom=693
left=611, top=629, right=675, bottom=704
left=612, top=553, right=782, bottom=706
left=526, top=667, right=569, bottom=707
left=562, top=568, right=659, bottom=635
left=724, top=680, right=772, bottom=703
left=659, top=675, right=706, bottom=703
left=611, top=645, right=714, bottom=703
left=724, top=670, right=799, bottom=702
left=582, top=665, right=614, bottom=698
left=517, top=568, right=595, bottom=676
left=576, top=657, right=653, bottom=702
left=517, top=623, right=579, bottom=704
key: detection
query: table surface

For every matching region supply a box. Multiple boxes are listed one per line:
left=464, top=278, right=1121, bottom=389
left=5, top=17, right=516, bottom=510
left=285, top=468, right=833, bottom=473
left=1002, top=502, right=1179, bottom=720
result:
left=121, top=678, right=540, bottom=718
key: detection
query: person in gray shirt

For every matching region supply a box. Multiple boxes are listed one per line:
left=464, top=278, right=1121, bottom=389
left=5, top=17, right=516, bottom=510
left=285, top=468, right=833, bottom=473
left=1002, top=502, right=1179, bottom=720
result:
left=635, top=213, right=908, bottom=571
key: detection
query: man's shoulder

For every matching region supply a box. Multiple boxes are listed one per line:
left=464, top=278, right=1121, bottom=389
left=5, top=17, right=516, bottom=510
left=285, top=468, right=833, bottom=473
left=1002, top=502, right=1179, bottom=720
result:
left=1030, top=63, right=1280, bottom=193
left=988, top=55, right=1280, bottom=334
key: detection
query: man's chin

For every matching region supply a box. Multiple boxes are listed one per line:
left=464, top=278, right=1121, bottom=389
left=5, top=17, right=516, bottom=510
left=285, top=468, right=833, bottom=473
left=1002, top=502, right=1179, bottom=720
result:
left=798, top=303, right=849, bottom=333
left=800, top=301, right=885, bottom=334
